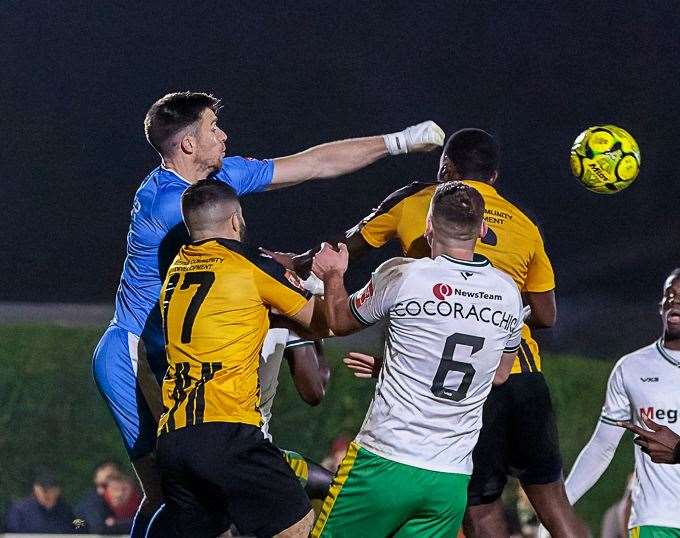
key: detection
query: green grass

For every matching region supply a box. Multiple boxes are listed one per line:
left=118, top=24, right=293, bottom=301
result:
left=544, top=355, right=634, bottom=533
left=0, top=325, right=633, bottom=535
left=0, top=325, right=131, bottom=521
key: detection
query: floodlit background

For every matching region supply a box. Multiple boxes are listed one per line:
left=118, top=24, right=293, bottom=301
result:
left=1, top=1, right=679, bottom=536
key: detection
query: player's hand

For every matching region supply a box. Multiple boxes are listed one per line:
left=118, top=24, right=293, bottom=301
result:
left=260, top=248, right=297, bottom=271
left=312, top=242, right=349, bottom=279
left=383, top=120, right=445, bottom=155
left=619, top=414, right=680, bottom=464
left=343, top=352, right=383, bottom=379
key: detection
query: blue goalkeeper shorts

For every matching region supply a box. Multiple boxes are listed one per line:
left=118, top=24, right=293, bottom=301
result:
left=92, top=324, right=165, bottom=460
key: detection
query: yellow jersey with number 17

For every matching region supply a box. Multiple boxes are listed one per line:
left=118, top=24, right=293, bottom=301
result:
left=357, top=179, right=554, bottom=375
left=157, top=238, right=308, bottom=435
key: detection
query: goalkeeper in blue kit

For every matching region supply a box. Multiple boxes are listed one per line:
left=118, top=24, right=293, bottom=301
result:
left=91, top=90, right=444, bottom=536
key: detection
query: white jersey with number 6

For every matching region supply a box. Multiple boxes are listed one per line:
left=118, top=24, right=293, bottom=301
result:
left=350, top=254, right=524, bottom=474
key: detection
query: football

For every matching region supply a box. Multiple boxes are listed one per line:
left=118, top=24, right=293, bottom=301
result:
left=570, top=125, right=641, bottom=194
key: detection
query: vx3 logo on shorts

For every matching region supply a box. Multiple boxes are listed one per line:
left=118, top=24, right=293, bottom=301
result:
left=640, top=377, right=659, bottom=382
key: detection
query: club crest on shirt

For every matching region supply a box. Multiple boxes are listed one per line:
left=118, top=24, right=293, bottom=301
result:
left=284, top=270, right=304, bottom=290
left=355, top=281, right=374, bottom=307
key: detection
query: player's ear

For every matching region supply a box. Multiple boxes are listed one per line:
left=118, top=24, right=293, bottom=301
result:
left=489, top=171, right=498, bottom=185
left=229, top=211, right=240, bottom=233
left=437, top=156, right=452, bottom=182
left=180, top=133, right=195, bottom=155
left=479, top=220, right=488, bottom=239
left=424, top=216, right=434, bottom=246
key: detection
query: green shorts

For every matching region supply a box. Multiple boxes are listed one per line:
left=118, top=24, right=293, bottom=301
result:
left=312, top=442, right=470, bottom=537
left=630, top=526, right=680, bottom=538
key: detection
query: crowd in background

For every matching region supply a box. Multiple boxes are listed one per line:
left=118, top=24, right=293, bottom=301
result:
left=2, top=461, right=140, bottom=535
left=1, top=439, right=631, bottom=536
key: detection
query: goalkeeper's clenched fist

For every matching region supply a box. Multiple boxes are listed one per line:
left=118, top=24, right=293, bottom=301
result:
left=383, top=120, right=445, bottom=155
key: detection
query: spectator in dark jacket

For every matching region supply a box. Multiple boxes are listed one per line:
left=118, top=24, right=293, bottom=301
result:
left=5, top=470, right=76, bottom=534
left=74, top=460, right=121, bottom=534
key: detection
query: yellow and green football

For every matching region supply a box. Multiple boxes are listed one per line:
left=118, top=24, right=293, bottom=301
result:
left=570, top=125, right=641, bottom=194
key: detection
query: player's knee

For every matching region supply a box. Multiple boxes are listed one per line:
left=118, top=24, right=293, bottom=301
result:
left=305, top=459, right=333, bottom=499
left=274, top=509, right=314, bottom=538
left=464, top=501, right=509, bottom=538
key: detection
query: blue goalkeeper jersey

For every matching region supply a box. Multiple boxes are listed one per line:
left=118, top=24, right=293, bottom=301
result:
left=111, top=157, right=274, bottom=348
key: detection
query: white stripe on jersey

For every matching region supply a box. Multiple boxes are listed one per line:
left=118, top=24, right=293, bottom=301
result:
left=601, top=341, right=680, bottom=529
left=352, top=255, right=523, bottom=474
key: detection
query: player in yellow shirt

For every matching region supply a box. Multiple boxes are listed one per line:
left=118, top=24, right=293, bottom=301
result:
left=157, top=179, right=328, bottom=538
left=267, top=129, right=588, bottom=537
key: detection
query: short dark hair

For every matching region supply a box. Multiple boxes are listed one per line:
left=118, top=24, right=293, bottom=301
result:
left=33, top=468, right=60, bottom=488
left=665, top=268, right=680, bottom=288
left=431, top=181, right=485, bottom=241
left=442, top=128, right=499, bottom=180
left=144, top=92, right=220, bottom=156
left=182, top=179, right=239, bottom=234
left=93, top=459, right=122, bottom=475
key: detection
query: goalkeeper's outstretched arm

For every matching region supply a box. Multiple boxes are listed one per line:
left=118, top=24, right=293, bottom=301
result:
left=269, top=121, right=444, bottom=189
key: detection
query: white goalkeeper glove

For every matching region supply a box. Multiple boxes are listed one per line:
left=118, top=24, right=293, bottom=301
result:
left=383, top=120, right=445, bottom=155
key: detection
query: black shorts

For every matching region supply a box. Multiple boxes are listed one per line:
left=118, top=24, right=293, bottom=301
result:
left=467, top=372, right=563, bottom=506
left=156, top=422, right=311, bottom=537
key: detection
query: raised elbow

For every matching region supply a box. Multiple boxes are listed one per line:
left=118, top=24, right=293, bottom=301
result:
left=524, top=291, right=557, bottom=329
left=300, top=385, right=326, bottom=406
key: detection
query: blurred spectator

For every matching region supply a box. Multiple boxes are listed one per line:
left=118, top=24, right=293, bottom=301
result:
left=74, top=460, right=121, bottom=534
left=601, top=473, right=634, bottom=538
left=101, top=473, right=142, bottom=534
left=321, top=435, right=351, bottom=473
left=5, top=469, right=76, bottom=534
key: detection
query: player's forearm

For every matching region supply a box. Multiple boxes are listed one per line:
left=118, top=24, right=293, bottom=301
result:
left=323, top=271, right=360, bottom=336
left=287, top=348, right=327, bottom=406
left=271, top=136, right=387, bottom=187
left=564, top=421, right=624, bottom=504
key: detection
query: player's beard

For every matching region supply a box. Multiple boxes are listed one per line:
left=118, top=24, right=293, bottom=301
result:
left=664, top=328, right=680, bottom=344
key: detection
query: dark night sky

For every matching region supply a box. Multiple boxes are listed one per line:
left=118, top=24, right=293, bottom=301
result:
left=1, top=1, right=678, bottom=356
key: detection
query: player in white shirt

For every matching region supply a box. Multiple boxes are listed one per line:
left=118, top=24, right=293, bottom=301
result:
left=258, top=273, right=334, bottom=500
left=310, top=181, right=524, bottom=537
left=258, top=323, right=337, bottom=500
left=553, top=269, right=680, bottom=538
left=259, top=326, right=327, bottom=440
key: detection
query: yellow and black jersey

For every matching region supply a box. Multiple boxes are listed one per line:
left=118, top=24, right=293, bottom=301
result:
left=358, top=179, right=555, bottom=374
left=157, top=238, right=309, bottom=435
